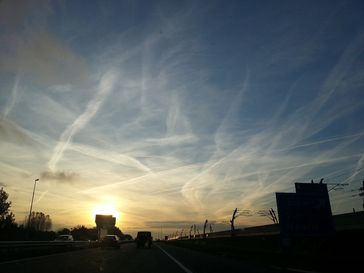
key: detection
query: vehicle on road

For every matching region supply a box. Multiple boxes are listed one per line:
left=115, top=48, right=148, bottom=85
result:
left=101, top=235, right=120, bottom=249
left=54, top=235, right=74, bottom=241
left=135, top=231, right=153, bottom=248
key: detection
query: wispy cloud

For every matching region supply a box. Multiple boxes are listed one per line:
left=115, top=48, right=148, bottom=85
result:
left=0, top=1, right=87, bottom=85
left=0, top=118, right=38, bottom=146
left=2, top=74, right=19, bottom=118
left=68, top=143, right=151, bottom=173
left=175, top=31, right=364, bottom=215
left=145, top=220, right=197, bottom=229
left=48, top=70, right=117, bottom=170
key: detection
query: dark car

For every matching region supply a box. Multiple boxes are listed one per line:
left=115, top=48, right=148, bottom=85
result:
left=135, top=231, right=153, bottom=248
left=101, top=235, right=120, bottom=249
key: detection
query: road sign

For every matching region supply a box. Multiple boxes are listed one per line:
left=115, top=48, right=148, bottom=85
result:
left=276, top=183, right=334, bottom=237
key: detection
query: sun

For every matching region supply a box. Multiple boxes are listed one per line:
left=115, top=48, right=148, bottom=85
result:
left=92, top=203, right=121, bottom=220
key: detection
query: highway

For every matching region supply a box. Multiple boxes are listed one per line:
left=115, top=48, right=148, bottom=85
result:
left=1, top=242, right=279, bottom=273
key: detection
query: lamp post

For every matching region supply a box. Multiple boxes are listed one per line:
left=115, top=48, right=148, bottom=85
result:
left=28, top=178, right=39, bottom=228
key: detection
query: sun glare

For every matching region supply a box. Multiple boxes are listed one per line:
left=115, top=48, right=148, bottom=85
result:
left=92, top=203, right=121, bottom=220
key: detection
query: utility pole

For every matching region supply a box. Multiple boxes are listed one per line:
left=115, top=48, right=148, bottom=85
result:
left=28, top=178, right=39, bottom=228
left=350, top=180, right=364, bottom=210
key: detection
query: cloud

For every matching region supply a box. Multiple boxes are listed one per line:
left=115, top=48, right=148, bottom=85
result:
left=143, top=220, right=233, bottom=234
left=49, top=84, right=73, bottom=93
left=68, top=143, right=151, bottom=173
left=48, top=70, right=117, bottom=170
left=70, top=8, right=364, bottom=226
left=145, top=220, right=198, bottom=229
left=2, top=74, right=19, bottom=118
left=0, top=0, right=33, bottom=31
left=146, top=134, right=198, bottom=146
left=0, top=0, right=87, bottom=85
left=0, top=118, right=37, bottom=146
left=1, top=31, right=88, bottom=85
left=40, top=171, right=79, bottom=183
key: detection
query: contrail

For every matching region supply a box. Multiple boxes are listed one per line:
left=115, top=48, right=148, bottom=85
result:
left=3, top=74, right=19, bottom=118
left=48, top=70, right=116, bottom=170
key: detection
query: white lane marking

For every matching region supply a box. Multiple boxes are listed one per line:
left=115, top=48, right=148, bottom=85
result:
left=286, top=268, right=323, bottom=273
left=155, top=244, right=193, bottom=273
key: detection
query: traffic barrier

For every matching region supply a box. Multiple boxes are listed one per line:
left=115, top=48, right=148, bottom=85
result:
left=0, top=240, right=130, bottom=262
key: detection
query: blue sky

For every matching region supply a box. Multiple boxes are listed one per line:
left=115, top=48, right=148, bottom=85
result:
left=1, top=0, right=364, bottom=235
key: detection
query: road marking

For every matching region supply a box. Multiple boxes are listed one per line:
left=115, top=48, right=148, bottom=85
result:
left=286, top=268, right=323, bottom=273
left=155, top=244, right=193, bottom=273
left=271, top=265, right=323, bottom=273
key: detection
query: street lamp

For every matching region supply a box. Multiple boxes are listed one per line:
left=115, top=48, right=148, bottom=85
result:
left=28, top=178, right=39, bottom=228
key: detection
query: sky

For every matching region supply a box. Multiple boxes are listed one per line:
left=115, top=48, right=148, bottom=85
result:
left=1, top=0, right=364, bottom=237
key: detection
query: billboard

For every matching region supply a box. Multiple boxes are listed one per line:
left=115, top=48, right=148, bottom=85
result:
left=276, top=183, right=334, bottom=237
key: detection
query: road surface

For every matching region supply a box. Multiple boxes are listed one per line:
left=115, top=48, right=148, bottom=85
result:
left=1, top=242, right=283, bottom=273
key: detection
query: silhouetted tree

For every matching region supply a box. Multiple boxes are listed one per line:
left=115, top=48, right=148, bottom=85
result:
left=230, top=208, right=238, bottom=236
left=26, top=212, right=52, bottom=231
left=71, top=225, right=98, bottom=241
left=124, top=234, right=133, bottom=240
left=0, top=187, right=16, bottom=229
left=203, top=219, right=208, bottom=238
left=107, top=226, right=123, bottom=238
left=57, top=228, right=71, bottom=235
left=257, top=209, right=279, bottom=224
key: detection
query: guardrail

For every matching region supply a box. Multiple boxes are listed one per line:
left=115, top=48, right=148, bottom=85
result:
left=0, top=239, right=133, bottom=249
left=0, top=240, right=100, bottom=262
left=0, top=240, right=132, bottom=262
left=0, top=240, right=97, bottom=248
left=0, top=240, right=138, bottom=262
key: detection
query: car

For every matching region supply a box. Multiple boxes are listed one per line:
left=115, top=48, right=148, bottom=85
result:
left=135, top=231, right=153, bottom=248
left=101, top=235, right=120, bottom=249
left=54, top=234, right=74, bottom=241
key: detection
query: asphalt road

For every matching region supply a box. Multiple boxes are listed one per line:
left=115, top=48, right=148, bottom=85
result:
left=1, top=243, right=282, bottom=273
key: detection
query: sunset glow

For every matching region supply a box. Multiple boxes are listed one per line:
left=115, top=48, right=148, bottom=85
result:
left=92, top=203, right=121, bottom=220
